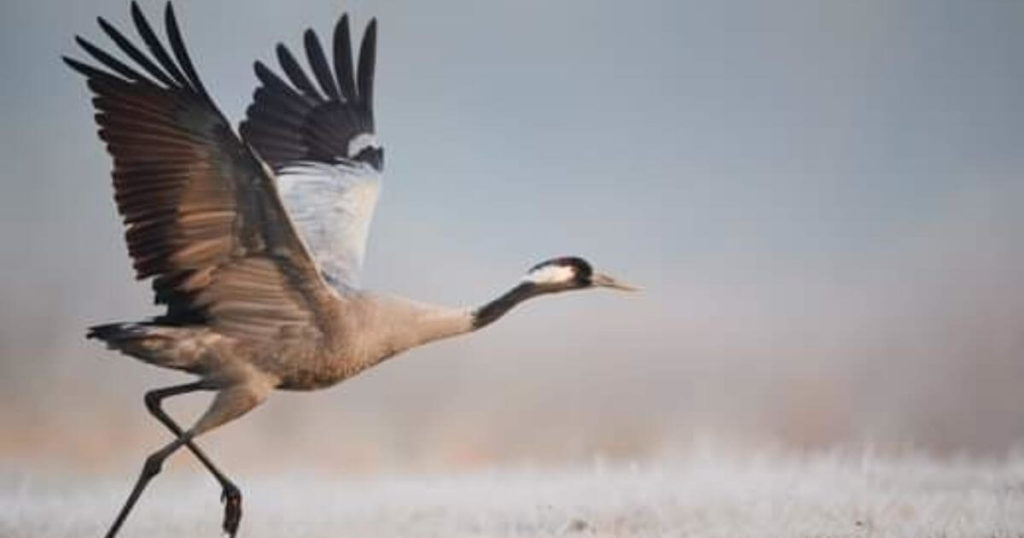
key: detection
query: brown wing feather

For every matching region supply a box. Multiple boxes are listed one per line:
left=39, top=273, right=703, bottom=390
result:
left=65, top=3, right=335, bottom=344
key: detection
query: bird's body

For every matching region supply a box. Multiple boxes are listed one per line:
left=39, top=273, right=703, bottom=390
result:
left=93, top=292, right=471, bottom=391
left=65, top=3, right=635, bottom=537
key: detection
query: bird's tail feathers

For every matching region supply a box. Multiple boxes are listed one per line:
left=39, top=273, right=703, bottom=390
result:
left=87, top=321, right=206, bottom=372
left=87, top=322, right=147, bottom=342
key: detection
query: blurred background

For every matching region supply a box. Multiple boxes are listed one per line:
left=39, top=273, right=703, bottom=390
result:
left=1, top=0, right=1022, bottom=474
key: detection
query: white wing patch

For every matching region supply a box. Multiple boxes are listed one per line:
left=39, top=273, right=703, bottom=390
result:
left=276, top=161, right=381, bottom=292
left=347, top=132, right=380, bottom=158
left=523, top=264, right=576, bottom=285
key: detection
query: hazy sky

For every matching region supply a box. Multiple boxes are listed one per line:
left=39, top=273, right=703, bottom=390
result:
left=1, top=0, right=1023, bottom=467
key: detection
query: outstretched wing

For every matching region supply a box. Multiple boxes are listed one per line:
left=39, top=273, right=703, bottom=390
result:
left=65, top=2, right=338, bottom=344
left=240, top=15, right=382, bottom=292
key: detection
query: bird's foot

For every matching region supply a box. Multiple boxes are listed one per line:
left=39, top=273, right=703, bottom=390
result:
left=220, top=485, right=242, bottom=537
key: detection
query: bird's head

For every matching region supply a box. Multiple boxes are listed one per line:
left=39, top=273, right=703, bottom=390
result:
left=472, top=256, right=637, bottom=330
left=521, top=256, right=639, bottom=294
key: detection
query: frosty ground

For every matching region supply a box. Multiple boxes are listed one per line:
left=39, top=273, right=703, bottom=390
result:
left=4, top=450, right=1023, bottom=538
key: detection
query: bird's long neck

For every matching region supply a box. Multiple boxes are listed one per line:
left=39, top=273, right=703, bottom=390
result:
left=472, top=282, right=540, bottom=331
left=364, top=283, right=541, bottom=362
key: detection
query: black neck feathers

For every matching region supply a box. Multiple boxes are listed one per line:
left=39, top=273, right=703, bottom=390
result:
left=472, top=282, right=539, bottom=330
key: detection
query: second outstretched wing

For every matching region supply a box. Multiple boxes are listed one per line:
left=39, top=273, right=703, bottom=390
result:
left=241, top=15, right=382, bottom=292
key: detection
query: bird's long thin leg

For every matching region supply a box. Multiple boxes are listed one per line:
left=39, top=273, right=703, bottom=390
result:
left=104, top=434, right=189, bottom=538
left=104, top=381, right=270, bottom=538
left=185, top=382, right=271, bottom=537
left=144, top=382, right=242, bottom=534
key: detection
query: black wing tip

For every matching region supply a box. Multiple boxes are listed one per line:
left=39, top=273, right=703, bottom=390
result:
left=127, top=1, right=167, bottom=29
left=361, top=18, right=378, bottom=52
left=129, top=1, right=146, bottom=23
left=73, top=35, right=106, bottom=59
left=356, top=17, right=377, bottom=108
left=62, top=54, right=108, bottom=81
left=163, top=2, right=181, bottom=44
left=335, top=13, right=351, bottom=38
left=332, top=13, right=357, bottom=102
left=359, top=18, right=378, bottom=54
left=62, top=54, right=86, bottom=73
left=96, top=16, right=121, bottom=39
left=253, top=60, right=273, bottom=78
left=274, top=43, right=292, bottom=67
left=163, top=1, right=176, bottom=21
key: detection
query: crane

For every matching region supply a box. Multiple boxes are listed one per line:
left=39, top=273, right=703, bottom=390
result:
left=64, top=3, right=636, bottom=537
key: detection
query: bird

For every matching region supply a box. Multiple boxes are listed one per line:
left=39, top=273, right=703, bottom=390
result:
left=64, top=3, right=637, bottom=537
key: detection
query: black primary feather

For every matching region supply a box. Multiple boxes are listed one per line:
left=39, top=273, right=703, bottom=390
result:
left=333, top=15, right=357, bottom=101
left=356, top=19, right=376, bottom=113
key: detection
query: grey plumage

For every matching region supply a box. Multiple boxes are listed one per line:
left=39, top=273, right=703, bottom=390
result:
left=275, top=161, right=381, bottom=291
left=66, top=4, right=635, bottom=537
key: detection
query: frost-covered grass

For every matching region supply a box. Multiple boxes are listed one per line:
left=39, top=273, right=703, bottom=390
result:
left=3, top=451, right=1024, bottom=537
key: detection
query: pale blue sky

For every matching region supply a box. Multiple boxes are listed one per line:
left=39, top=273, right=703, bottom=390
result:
left=1, top=0, right=1022, bottom=462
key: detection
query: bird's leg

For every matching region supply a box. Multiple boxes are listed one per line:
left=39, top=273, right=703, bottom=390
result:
left=104, top=434, right=189, bottom=538
left=104, top=381, right=270, bottom=538
left=144, top=382, right=242, bottom=533
left=186, top=381, right=272, bottom=537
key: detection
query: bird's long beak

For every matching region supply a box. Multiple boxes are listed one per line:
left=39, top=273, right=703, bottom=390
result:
left=591, top=272, right=641, bottom=292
